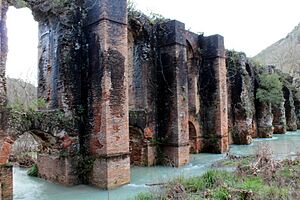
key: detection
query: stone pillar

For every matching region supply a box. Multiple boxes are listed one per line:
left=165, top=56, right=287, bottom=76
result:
left=226, top=52, right=255, bottom=144
left=35, top=1, right=85, bottom=186
left=0, top=3, right=12, bottom=200
left=256, top=101, right=273, bottom=138
left=157, top=20, right=189, bottom=167
left=199, top=35, right=228, bottom=153
left=0, top=164, right=12, bottom=200
left=293, top=92, right=300, bottom=129
left=272, top=102, right=286, bottom=134
left=283, top=86, right=297, bottom=131
left=0, top=0, right=8, bottom=148
left=0, top=0, right=7, bottom=109
left=85, top=0, right=130, bottom=189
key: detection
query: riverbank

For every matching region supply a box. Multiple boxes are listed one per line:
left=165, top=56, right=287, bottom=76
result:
left=134, top=146, right=300, bottom=199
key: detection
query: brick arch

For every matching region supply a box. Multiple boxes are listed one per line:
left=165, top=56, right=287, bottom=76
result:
left=0, top=130, right=59, bottom=200
left=0, top=130, right=60, bottom=165
left=188, top=115, right=201, bottom=153
left=186, top=40, right=200, bottom=115
left=0, top=1, right=85, bottom=196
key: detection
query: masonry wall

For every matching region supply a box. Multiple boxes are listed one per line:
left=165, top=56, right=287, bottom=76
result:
left=0, top=165, right=12, bottom=200
left=186, top=32, right=202, bottom=153
left=0, top=0, right=9, bottom=164
left=37, top=154, right=80, bottom=186
left=127, top=15, right=157, bottom=166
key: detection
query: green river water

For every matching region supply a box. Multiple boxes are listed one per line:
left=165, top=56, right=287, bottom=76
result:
left=13, top=131, right=300, bottom=200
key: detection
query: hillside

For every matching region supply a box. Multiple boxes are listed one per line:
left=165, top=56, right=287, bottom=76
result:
left=6, top=77, right=37, bottom=108
left=254, top=23, right=300, bottom=78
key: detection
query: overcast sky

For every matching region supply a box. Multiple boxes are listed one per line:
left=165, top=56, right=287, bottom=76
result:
left=6, top=0, right=300, bottom=85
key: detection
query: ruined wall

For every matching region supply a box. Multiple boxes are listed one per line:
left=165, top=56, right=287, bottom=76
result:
left=186, top=32, right=201, bottom=154
left=0, top=0, right=86, bottom=190
left=32, top=0, right=84, bottom=185
left=127, top=14, right=157, bottom=166
left=126, top=14, right=228, bottom=163
left=4, top=0, right=293, bottom=193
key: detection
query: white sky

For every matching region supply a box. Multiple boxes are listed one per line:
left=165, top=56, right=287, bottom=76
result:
left=6, top=0, right=300, bottom=85
left=6, top=7, right=38, bottom=86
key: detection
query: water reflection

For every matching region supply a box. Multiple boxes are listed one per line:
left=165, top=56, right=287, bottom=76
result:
left=14, top=131, right=300, bottom=200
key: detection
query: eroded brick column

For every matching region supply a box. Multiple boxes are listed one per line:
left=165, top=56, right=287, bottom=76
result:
left=272, top=102, right=286, bottom=134
left=256, top=101, right=273, bottom=138
left=283, top=86, right=297, bottom=131
left=200, top=35, right=228, bottom=153
left=85, top=0, right=130, bottom=189
left=0, top=3, right=13, bottom=199
left=0, top=0, right=8, bottom=142
left=226, top=52, right=255, bottom=144
left=157, top=20, right=189, bottom=167
left=293, top=92, right=300, bottom=129
left=0, top=0, right=9, bottom=164
left=35, top=9, right=83, bottom=186
left=0, top=164, right=13, bottom=200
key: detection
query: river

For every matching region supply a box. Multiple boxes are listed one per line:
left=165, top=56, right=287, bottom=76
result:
left=13, top=131, right=300, bottom=200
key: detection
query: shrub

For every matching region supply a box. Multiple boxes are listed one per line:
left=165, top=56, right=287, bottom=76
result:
left=256, top=72, right=283, bottom=105
left=27, top=164, right=38, bottom=177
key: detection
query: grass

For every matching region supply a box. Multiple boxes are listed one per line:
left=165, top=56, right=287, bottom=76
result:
left=213, top=155, right=255, bottom=168
left=133, top=148, right=300, bottom=200
left=27, top=164, right=38, bottom=177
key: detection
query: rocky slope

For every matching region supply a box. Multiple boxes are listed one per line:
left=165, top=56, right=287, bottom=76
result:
left=6, top=77, right=37, bottom=108
left=254, top=23, right=300, bottom=78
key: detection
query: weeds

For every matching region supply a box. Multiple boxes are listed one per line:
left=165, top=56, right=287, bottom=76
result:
left=134, top=146, right=300, bottom=200
left=27, top=164, right=38, bottom=177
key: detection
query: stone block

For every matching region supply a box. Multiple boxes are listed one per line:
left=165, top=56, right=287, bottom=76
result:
left=85, top=0, right=127, bottom=26
left=37, top=154, right=80, bottom=186
left=158, top=20, right=186, bottom=47
left=200, top=35, right=225, bottom=58
left=89, top=155, right=130, bottom=189
left=162, top=145, right=189, bottom=167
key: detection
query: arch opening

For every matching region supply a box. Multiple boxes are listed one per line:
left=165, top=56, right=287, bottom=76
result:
left=1, top=6, right=39, bottom=166
left=129, top=126, right=145, bottom=166
left=189, top=121, right=198, bottom=154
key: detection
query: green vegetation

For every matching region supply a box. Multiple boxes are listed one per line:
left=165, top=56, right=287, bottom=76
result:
left=214, top=155, right=254, bottom=167
left=13, top=0, right=69, bottom=9
left=27, top=164, right=38, bottom=177
left=8, top=98, right=45, bottom=133
left=256, top=72, right=283, bottom=105
left=133, top=148, right=300, bottom=200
